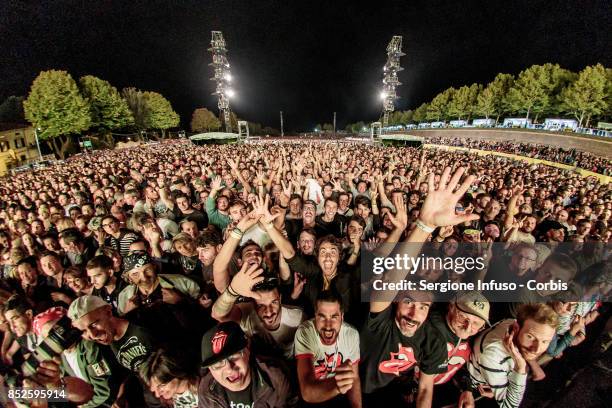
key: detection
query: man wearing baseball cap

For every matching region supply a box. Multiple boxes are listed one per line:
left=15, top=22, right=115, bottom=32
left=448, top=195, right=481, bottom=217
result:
left=425, top=291, right=490, bottom=407
left=116, top=251, right=199, bottom=315
left=198, top=321, right=297, bottom=407
left=69, top=295, right=164, bottom=407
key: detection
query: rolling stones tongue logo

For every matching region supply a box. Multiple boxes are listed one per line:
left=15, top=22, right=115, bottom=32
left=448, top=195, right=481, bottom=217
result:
left=415, top=342, right=471, bottom=385
left=314, top=352, right=344, bottom=379
left=379, top=343, right=417, bottom=375
left=211, top=331, right=228, bottom=354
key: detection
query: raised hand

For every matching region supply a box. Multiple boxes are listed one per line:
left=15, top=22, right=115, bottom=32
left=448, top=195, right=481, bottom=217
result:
left=418, top=167, right=480, bottom=228
left=230, top=263, right=265, bottom=300
left=387, top=193, right=408, bottom=231
left=291, top=272, right=307, bottom=300
left=210, top=176, right=222, bottom=192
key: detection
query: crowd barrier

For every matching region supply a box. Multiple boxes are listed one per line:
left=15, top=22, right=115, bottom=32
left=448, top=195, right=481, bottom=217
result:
left=424, top=144, right=611, bottom=184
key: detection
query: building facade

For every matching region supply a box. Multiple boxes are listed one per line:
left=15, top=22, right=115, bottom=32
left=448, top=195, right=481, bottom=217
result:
left=0, top=124, right=40, bottom=176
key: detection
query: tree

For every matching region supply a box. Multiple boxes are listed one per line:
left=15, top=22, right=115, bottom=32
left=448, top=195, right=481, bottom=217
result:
left=400, top=110, right=414, bottom=124
left=560, top=64, right=608, bottom=127
left=191, top=108, right=221, bottom=132
left=0, top=96, right=25, bottom=123
left=79, top=75, right=134, bottom=133
left=427, top=88, right=455, bottom=121
left=504, top=64, right=574, bottom=121
left=322, top=123, right=334, bottom=132
left=476, top=73, right=514, bottom=122
left=412, top=103, right=429, bottom=123
left=122, top=87, right=149, bottom=130
left=248, top=122, right=263, bottom=135
left=545, top=64, right=576, bottom=116
left=448, top=83, right=481, bottom=120
left=23, top=70, right=91, bottom=159
left=142, top=91, right=180, bottom=137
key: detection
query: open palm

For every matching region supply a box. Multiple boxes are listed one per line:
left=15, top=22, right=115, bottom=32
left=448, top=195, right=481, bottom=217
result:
left=419, top=167, right=480, bottom=228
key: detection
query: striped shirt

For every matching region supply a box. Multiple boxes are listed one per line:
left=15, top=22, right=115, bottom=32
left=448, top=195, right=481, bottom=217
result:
left=468, top=319, right=527, bottom=408
left=105, top=230, right=140, bottom=257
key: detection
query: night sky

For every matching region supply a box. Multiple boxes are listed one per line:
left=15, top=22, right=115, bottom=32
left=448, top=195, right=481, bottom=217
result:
left=1, top=0, right=610, bottom=132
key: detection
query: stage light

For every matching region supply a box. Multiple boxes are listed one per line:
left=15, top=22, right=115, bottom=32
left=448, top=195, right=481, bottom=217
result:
left=380, top=91, right=387, bottom=99
left=226, top=89, right=235, bottom=98
left=224, top=73, right=232, bottom=81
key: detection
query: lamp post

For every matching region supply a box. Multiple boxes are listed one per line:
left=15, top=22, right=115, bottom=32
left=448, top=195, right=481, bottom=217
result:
left=34, top=127, right=43, bottom=161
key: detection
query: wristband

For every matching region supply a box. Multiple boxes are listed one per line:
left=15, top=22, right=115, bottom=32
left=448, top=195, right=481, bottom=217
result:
left=415, top=219, right=435, bottom=234
left=230, top=230, right=243, bottom=240
left=264, top=223, right=275, bottom=231
left=233, top=227, right=243, bottom=235
left=226, top=284, right=239, bottom=297
left=279, top=203, right=288, bottom=209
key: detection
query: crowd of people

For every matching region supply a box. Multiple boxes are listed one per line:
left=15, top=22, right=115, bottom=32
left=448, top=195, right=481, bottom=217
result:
left=426, top=136, right=612, bottom=175
left=0, top=138, right=609, bottom=408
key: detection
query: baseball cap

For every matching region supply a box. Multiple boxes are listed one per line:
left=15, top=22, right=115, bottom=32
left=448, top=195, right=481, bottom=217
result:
left=201, top=321, right=248, bottom=368
left=454, top=291, right=490, bottom=326
left=68, top=295, right=109, bottom=321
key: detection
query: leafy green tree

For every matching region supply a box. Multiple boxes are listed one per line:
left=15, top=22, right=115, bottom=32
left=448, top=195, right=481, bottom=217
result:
left=427, top=88, right=455, bottom=121
left=401, top=110, right=414, bottom=124
left=23, top=70, right=91, bottom=159
left=79, top=75, right=134, bottom=133
left=248, top=122, right=263, bottom=135
left=142, top=91, right=180, bottom=137
left=448, top=83, right=481, bottom=120
left=322, top=123, right=334, bottom=132
left=412, top=103, right=429, bottom=122
left=0, top=96, right=25, bottom=123
left=504, top=64, right=574, bottom=121
left=560, top=64, right=608, bottom=127
left=477, top=73, right=514, bottom=122
left=545, top=64, right=576, bottom=116
left=122, top=87, right=149, bottom=130
left=191, top=107, right=221, bottom=132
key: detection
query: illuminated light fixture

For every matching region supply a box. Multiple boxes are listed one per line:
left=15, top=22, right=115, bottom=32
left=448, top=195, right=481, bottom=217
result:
left=380, top=35, right=404, bottom=129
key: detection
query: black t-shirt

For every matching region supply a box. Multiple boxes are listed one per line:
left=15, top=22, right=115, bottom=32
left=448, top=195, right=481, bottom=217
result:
left=176, top=209, right=208, bottom=229
left=426, top=311, right=472, bottom=385
left=111, top=323, right=157, bottom=372
left=225, top=382, right=254, bottom=407
left=359, top=306, right=448, bottom=394
left=315, top=214, right=347, bottom=238
left=92, top=279, right=127, bottom=315
left=171, top=253, right=205, bottom=287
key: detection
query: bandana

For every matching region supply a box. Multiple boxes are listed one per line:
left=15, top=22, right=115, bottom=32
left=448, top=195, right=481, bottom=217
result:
left=122, top=251, right=152, bottom=273
left=32, top=307, right=67, bottom=337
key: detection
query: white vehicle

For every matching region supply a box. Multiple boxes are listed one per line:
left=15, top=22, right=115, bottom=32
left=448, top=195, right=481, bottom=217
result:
left=449, top=120, right=468, bottom=128
left=544, top=118, right=578, bottom=131
left=503, top=118, right=532, bottom=128
left=418, top=122, right=431, bottom=129
left=430, top=121, right=446, bottom=128
left=472, top=118, right=495, bottom=128
left=405, top=124, right=417, bottom=130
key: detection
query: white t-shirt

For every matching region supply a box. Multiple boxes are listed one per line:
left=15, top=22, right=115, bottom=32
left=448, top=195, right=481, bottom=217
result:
left=294, top=319, right=360, bottom=380
left=240, top=305, right=305, bottom=359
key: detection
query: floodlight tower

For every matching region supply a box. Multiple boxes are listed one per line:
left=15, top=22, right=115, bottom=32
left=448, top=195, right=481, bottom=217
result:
left=209, top=31, right=234, bottom=133
left=380, top=35, right=404, bottom=129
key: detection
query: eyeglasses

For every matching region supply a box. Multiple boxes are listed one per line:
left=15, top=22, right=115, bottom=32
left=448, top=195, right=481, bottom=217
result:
left=209, top=350, right=244, bottom=370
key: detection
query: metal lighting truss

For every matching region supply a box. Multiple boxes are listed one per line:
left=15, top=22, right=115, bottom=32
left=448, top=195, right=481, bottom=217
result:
left=209, top=31, right=233, bottom=132
left=381, top=35, right=404, bottom=129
